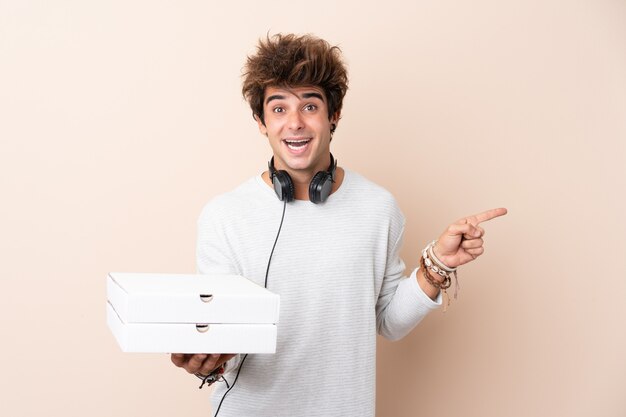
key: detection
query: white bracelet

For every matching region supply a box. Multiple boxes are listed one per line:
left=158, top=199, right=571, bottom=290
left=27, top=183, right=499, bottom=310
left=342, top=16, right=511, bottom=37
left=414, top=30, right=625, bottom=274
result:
left=422, top=243, right=450, bottom=278
left=427, top=240, right=457, bottom=272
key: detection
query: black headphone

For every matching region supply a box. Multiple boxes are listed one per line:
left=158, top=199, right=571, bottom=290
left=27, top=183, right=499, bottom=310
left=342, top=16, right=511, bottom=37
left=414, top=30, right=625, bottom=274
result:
left=268, top=153, right=337, bottom=204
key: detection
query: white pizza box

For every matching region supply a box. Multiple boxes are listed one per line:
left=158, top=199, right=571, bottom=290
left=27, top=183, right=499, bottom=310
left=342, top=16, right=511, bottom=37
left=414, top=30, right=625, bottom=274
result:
left=106, top=273, right=279, bottom=353
left=107, top=272, right=280, bottom=324
left=107, top=303, right=277, bottom=353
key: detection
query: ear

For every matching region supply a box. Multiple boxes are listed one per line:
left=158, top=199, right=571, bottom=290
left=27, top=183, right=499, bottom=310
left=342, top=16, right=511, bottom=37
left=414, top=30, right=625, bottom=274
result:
left=330, top=111, right=341, bottom=135
left=255, top=114, right=268, bottom=136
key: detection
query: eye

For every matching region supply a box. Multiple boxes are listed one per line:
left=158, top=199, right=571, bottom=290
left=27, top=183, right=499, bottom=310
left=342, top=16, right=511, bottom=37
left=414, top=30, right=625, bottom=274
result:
left=272, top=107, right=284, bottom=113
left=303, top=104, right=317, bottom=112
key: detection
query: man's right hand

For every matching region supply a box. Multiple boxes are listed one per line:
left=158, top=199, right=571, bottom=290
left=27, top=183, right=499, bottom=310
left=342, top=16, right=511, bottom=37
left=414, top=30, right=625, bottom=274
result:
left=171, top=353, right=236, bottom=376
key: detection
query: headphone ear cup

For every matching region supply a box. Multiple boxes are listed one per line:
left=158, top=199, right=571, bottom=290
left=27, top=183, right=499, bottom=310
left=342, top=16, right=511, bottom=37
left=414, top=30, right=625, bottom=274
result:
left=309, top=171, right=333, bottom=204
left=273, top=170, right=295, bottom=202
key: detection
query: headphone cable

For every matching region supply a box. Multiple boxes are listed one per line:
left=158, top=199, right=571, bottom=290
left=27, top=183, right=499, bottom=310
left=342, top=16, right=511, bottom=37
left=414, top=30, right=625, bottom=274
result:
left=264, top=198, right=287, bottom=288
left=212, top=198, right=287, bottom=417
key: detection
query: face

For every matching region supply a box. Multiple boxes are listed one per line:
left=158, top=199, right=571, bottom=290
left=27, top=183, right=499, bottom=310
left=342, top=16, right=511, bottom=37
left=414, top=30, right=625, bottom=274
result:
left=257, top=85, right=338, bottom=179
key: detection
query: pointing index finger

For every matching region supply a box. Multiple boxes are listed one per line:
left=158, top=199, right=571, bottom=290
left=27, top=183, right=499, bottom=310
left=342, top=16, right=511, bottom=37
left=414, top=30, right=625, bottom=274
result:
left=470, top=207, right=508, bottom=225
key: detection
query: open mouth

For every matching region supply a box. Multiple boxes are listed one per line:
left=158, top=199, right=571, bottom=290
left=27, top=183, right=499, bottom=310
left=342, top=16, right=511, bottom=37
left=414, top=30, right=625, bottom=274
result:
left=283, top=138, right=311, bottom=151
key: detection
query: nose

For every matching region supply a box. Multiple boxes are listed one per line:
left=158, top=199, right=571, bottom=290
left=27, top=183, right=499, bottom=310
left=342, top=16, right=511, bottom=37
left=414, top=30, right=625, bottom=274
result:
left=287, top=111, right=304, bottom=130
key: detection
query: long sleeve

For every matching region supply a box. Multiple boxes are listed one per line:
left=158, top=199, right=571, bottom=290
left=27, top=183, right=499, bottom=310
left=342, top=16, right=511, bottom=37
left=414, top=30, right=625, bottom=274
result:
left=196, top=202, right=241, bottom=276
left=375, top=218, right=441, bottom=341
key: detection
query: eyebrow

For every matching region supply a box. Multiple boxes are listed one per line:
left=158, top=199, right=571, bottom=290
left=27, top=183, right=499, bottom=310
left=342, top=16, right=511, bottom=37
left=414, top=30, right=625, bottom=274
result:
left=301, top=92, right=324, bottom=101
left=265, top=94, right=285, bottom=104
left=265, top=92, right=325, bottom=105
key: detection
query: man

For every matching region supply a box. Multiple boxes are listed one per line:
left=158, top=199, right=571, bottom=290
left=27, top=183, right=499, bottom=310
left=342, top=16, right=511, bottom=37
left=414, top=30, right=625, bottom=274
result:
left=171, top=33, right=506, bottom=417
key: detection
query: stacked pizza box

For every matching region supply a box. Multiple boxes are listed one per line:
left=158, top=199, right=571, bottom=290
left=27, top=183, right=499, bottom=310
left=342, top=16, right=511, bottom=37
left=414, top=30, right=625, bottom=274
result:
left=107, top=273, right=279, bottom=353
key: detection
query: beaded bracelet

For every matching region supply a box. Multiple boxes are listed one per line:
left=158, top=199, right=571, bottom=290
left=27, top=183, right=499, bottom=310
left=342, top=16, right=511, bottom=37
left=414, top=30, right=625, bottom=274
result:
left=420, top=255, right=450, bottom=290
left=422, top=243, right=451, bottom=280
left=420, top=241, right=460, bottom=311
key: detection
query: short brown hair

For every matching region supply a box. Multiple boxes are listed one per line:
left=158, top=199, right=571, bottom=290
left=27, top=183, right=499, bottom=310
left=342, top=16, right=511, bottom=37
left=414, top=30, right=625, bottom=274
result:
left=242, top=33, right=348, bottom=124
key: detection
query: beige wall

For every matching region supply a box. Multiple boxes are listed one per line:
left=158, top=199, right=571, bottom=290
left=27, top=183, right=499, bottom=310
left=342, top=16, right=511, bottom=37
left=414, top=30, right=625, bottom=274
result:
left=1, top=1, right=625, bottom=416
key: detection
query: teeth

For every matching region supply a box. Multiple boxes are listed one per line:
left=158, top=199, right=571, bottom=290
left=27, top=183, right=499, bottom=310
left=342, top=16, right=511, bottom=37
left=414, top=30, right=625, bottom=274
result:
left=285, top=139, right=310, bottom=150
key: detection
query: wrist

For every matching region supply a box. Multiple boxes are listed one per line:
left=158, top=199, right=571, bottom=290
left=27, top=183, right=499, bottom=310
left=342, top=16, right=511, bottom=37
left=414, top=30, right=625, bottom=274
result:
left=416, top=267, right=441, bottom=301
left=420, top=240, right=458, bottom=311
left=195, top=365, right=225, bottom=389
left=422, top=266, right=445, bottom=284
